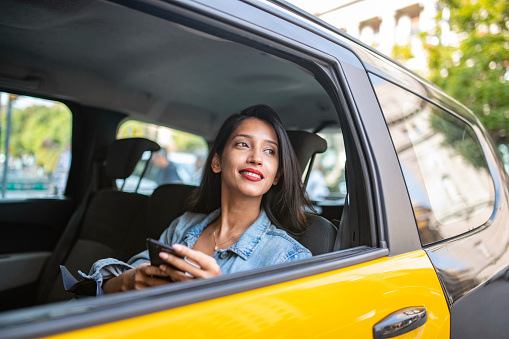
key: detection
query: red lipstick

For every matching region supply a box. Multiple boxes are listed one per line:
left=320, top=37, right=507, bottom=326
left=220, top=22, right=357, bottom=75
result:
left=239, top=168, right=264, bottom=181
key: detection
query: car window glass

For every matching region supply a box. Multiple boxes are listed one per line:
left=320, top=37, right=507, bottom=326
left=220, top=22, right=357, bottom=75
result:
left=117, top=120, right=208, bottom=194
left=306, top=129, right=347, bottom=208
left=0, top=92, right=72, bottom=199
left=370, top=74, right=495, bottom=245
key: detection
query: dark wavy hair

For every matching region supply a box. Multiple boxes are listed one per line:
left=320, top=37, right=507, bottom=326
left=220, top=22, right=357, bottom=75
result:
left=189, top=104, right=312, bottom=235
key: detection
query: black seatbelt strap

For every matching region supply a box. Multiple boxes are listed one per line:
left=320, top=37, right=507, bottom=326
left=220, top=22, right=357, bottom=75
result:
left=334, top=151, right=361, bottom=250
left=35, top=162, right=97, bottom=304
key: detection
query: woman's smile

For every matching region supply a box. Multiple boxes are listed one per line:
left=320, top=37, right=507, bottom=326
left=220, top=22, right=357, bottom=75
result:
left=239, top=168, right=264, bottom=181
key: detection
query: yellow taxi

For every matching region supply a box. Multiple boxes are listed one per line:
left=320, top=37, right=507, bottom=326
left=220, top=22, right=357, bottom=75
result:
left=0, top=1, right=506, bottom=338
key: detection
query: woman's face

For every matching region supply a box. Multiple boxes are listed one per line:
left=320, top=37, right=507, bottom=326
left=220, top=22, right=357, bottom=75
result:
left=212, top=117, right=280, bottom=201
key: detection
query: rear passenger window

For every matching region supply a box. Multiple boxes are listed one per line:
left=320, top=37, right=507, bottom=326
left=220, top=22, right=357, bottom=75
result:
left=0, top=92, right=72, bottom=199
left=370, top=75, right=495, bottom=245
left=306, top=129, right=347, bottom=209
left=117, top=120, right=208, bottom=194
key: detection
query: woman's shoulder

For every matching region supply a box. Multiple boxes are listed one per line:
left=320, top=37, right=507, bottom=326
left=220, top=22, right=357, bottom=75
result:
left=264, top=224, right=312, bottom=259
left=177, top=210, right=209, bottom=223
left=169, top=210, right=212, bottom=232
left=177, top=207, right=223, bottom=223
left=164, top=209, right=220, bottom=240
left=265, top=224, right=299, bottom=242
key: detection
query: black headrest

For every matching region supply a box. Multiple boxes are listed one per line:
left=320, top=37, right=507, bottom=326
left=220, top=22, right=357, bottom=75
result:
left=287, top=131, right=327, bottom=174
left=105, top=138, right=160, bottom=179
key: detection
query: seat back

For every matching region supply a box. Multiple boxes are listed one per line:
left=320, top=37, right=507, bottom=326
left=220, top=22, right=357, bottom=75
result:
left=116, top=183, right=198, bottom=260
left=41, top=138, right=160, bottom=303
left=287, top=130, right=337, bottom=256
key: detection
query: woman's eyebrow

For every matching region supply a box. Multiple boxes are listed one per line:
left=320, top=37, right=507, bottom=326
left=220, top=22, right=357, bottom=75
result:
left=234, top=134, right=278, bottom=147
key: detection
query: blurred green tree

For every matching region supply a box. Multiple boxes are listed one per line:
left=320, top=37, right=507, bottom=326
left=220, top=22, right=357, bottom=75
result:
left=422, top=0, right=509, bottom=144
left=7, top=103, right=71, bottom=173
left=117, top=120, right=207, bottom=153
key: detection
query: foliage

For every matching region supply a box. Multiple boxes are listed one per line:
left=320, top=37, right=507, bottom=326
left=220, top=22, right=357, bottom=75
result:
left=117, top=120, right=147, bottom=139
left=118, top=120, right=207, bottom=153
left=171, top=132, right=207, bottom=152
left=430, top=106, right=487, bottom=169
left=391, top=44, right=414, bottom=62
left=5, top=103, right=72, bottom=173
left=422, top=0, right=509, bottom=143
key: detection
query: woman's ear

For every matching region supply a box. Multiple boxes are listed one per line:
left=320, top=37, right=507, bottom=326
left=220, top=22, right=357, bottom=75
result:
left=211, top=153, right=221, bottom=173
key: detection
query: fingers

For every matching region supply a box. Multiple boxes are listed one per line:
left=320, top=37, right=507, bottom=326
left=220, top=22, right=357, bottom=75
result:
left=159, top=244, right=222, bottom=279
left=173, top=244, right=214, bottom=270
left=161, top=267, right=194, bottom=283
left=132, top=263, right=170, bottom=290
left=158, top=252, right=197, bottom=277
left=138, top=263, right=167, bottom=277
left=124, top=244, right=223, bottom=291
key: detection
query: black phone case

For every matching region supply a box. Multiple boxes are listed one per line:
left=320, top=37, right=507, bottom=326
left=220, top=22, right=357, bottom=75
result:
left=146, top=238, right=184, bottom=270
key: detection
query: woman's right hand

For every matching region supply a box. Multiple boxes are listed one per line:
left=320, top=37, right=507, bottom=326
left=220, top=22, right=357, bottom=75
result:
left=103, top=263, right=170, bottom=294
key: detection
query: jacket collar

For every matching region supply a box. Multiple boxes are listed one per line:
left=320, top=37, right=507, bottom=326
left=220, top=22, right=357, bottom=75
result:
left=183, top=208, right=271, bottom=260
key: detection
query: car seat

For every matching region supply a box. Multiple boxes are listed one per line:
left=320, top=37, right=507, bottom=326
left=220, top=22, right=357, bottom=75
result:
left=286, top=131, right=337, bottom=255
left=36, top=138, right=160, bottom=303
left=115, top=183, right=198, bottom=260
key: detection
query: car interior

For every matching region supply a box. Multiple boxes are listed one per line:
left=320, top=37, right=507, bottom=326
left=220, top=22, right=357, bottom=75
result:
left=0, top=0, right=373, bottom=313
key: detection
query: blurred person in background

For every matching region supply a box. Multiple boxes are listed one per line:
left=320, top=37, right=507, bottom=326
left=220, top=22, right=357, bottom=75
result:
left=306, top=164, right=329, bottom=202
left=152, top=148, right=181, bottom=185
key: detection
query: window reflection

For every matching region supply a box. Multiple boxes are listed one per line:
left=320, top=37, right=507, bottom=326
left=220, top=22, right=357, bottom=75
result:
left=371, top=75, right=495, bottom=245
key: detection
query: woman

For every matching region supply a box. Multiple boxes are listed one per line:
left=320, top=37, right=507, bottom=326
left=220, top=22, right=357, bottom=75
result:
left=87, top=104, right=313, bottom=293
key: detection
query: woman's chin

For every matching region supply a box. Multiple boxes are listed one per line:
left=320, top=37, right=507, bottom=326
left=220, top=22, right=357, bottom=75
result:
left=233, top=188, right=267, bottom=200
left=222, top=181, right=271, bottom=201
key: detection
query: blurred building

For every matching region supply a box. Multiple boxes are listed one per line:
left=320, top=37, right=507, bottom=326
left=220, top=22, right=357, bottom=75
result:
left=315, top=0, right=452, bottom=75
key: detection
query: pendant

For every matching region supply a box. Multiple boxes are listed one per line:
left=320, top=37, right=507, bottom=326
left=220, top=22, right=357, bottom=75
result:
left=214, top=245, right=218, bottom=251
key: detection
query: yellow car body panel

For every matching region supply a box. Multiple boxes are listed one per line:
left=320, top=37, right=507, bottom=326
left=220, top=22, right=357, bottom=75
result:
left=45, top=250, right=449, bottom=339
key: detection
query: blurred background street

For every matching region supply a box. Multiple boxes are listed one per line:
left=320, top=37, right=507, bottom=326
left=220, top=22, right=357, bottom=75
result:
left=287, top=0, right=509, bottom=169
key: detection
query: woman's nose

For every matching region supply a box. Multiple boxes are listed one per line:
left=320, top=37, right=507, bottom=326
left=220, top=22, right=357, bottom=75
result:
left=248, top=150, right=262, bottom=165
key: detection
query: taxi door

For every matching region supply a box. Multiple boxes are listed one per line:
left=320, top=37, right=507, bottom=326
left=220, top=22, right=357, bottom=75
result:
left=5, top=1, right=451, bottom=338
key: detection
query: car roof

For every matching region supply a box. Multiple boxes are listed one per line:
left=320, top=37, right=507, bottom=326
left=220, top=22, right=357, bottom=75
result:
left=0, top=0, right=338, bottom=138
left=0, top=0, right=480, bottom=134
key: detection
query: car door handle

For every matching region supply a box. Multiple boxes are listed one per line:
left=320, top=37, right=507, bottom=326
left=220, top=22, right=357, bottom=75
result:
left=373, top=307, right=427, bottom=339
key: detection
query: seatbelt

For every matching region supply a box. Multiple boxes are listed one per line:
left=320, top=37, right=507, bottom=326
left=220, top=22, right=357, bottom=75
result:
left=35, top=161, right=97, bottom=304
left=333, top=157, right=360, bottom=250
left=134, top=152, right=153, bottom=193
left=334, top=192, right=350, bottom=251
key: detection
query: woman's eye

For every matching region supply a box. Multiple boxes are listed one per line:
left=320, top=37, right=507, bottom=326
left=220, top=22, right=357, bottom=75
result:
left=236, top=142, right=248, bottom=147
left=265, top=149, right=276, bottom=156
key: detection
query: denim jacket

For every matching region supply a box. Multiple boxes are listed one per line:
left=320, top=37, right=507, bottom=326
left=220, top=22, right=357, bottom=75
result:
left=81, top=208, right=311, bottom=292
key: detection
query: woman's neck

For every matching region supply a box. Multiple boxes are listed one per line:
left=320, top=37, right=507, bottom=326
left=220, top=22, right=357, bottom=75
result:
left=217, top=193, right=261, bottom=236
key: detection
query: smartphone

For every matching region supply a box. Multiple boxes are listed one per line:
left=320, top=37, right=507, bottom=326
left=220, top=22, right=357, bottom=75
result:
left=146, top=238, right=184, bottom=270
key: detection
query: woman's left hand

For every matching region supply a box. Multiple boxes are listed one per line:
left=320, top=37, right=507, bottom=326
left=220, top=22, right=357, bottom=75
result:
left=158, top=244, right=222, bottom=282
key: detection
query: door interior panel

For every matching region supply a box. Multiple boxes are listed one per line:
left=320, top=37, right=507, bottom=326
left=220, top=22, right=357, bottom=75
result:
left=0, top=252, right=52, bottom=292
left=0, top=199, right=73, bottom=254
left=0, top=199, right=73, bottom=310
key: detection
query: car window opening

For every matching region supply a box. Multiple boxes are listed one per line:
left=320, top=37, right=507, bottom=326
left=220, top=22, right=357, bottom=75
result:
left=57, top=35, right=367, bottom=301
left=0, top=5, right=373, bottom=316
